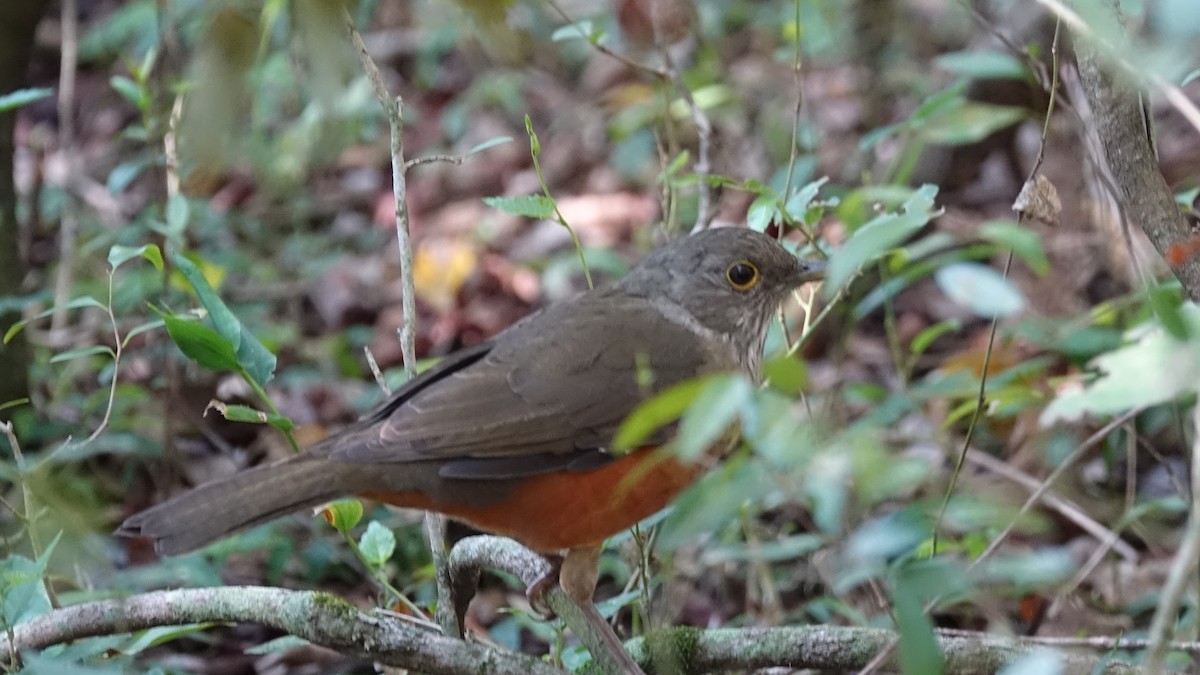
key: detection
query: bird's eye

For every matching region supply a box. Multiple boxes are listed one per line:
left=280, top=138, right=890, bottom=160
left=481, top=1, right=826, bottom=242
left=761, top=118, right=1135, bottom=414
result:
left=725, top=260, right=759, bottom=290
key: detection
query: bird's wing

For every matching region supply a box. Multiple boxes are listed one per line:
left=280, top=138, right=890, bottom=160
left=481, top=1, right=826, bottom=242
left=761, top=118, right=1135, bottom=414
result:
left=328, top=291, right=735, bottom=478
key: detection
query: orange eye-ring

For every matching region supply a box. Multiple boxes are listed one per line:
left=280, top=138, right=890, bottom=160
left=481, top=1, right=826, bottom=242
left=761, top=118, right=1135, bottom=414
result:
left=725, top=260, right=759, bottom=290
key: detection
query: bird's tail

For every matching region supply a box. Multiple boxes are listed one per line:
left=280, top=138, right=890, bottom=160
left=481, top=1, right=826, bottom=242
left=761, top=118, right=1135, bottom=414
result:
left=115, top=454, right=371, bottom=556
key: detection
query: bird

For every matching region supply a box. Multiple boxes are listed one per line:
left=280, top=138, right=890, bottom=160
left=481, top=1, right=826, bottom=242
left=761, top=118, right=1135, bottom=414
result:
left=117, top=226, right=824, bottom=610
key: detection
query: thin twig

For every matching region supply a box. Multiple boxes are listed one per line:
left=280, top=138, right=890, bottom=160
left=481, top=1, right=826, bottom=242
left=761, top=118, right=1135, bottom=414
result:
left=967, top=408, right=1142, bottom=571
left=931, top=19, right=1062, bottom=556
left=50, top=0, right=79, bottom=335
left=1143, top=402, right=1200, bottom=670
left=542, top=0, right=667, bottom=78
left=341, top=5, right=459, bottom=639
left=654, top=33, right=713, bottom=232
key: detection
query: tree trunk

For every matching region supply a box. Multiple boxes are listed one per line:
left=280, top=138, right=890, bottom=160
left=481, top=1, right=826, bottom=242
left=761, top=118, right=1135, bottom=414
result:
left=0, top=0, right=49, bottom=407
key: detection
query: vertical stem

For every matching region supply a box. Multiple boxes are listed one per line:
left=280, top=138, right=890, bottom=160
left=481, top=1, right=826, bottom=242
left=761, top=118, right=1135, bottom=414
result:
left=1143, top=402, right=1200, bottom=671
left=50, top=0, right=78, bottom=334
left=342, top=7, right=459, bottom=638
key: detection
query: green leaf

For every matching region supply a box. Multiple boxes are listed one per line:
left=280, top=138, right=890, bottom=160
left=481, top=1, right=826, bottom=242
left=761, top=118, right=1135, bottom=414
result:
left=909, top=319, right=961, bottom=359
left=763, top=354, right=808, bottom=395
left=0, top=397, right=30, bottom=412
left=934, top=51, right=1030, bottom=81
left=465, top=136, right=513, bottom=157
left=49, top=344, right=115, bottom=364
left=172, top=253, right=239, bottom=344
left=0, top=87, right=53, bottom=112
left=918, top=101, right=1027, bottom=145
left=359, top=521, right=396, bottom=567
left=674, top=376, right=753, bottom=460
left=746, top=193, right=779, bottom=232
left=551, top=19, right=601, bottom=42
left=163, top=315, right=240, bottom=372
left=204, top=400, right=273, bottom=424
left=108, top=243, right=163, bottom=272
left=783, top=176, right=828, bottom=224
left=109, top=75, right=146, bottom=109
left=975, top=549, right=1074, bottom=587
left=701, top=533, right=824, bottom=565
left=1148, top=285, right=1187, bottom=340
left=933, top=262, right=1026, bottom=317
left=823, top=185, right=940, bottom=296
left=121, top=623, right=218, bottom=655
left=892, top=581, right=945, bottom=675
left=245, top=635, right=313, bottom=655
left=165, top=193, right=190, bottom=237
left=659, top=150, right=690, bottom=181
left=2, top=532, right=60, bottom=625
left=106, top=158, right=149, bottom=193
left=322, top=499, right=364, bottom=533
left=172, top=252, right=276, bottom=385
left=482, top=195, right=556, bottom=219
left=612, top=378, right=708, bottom=452
left=1042, top=304, right=1200, bottom=423
left=4, top=296, right=107, bottom=343
left=659, top=459, right=769, bottom=550
left=979, top=220, right=1049, bottom=276
left=910, top=82, right=967, bottom=124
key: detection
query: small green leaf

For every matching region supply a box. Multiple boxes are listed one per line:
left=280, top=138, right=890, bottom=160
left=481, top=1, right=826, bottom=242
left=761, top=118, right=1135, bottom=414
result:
left=172, top=253, right=240, bottom=344
left=49, top=344, right=115, bottom=364
left=659, top=150, right=690, bottom=181
left=909, top=319, right=961, bottom=359
left=0, top=397, right=30, bottom=412
left=918, top=101, right=1027, bottom=146
left=322, top=499, right=364, bottom=533
left=823, top=185, right=940, bottom=296
left=613, top=378, right=708, bottom=452
left=110, top=75, right=145, bottom=109
left=674, top=376, right=753, bottom=460
left=551, top=19, right=599, bottom=42
left=483, top=195, right=556, bottom=219
left=659, top=460, right=768, bottom=550
left=4, top=296, right=107, bottom=343
left=0, top=87, right=53, bottom=112
left=163, top=315, right=240, bottom=372
left=173, top=252, right=276, bottom=385
left=892, top=582, right=945, bottom=675
left=108, top=243, right=163, bottom=271
left=763, top=354, right=808, bottom=395
left=166, top=193, right=190, bottom=237
left=1148, top=285, right=1187, bottom=340
left=1041, top=304, right=1200, bottom=423
left=245, top=635, right=313, bottom=655
left=934, top=262, right=1025, bottom=317
left=783, top=177, right=828, bottom=224
left=934, top=50, right=1029, bottom=81
left=359, top=521, right=396, bottom=567
left=979, top=220, right=1049, bottom=276
left=525, top=114, right=540, bottom=156
left=121, top=624, right=218, bottom=655
left=746, top=193, right=779, bottom=232
left=205, top=400, right=269, bottom=424
left=106, top=158, right=149, bottom=193
left=465, top=136, right=513, bottom=157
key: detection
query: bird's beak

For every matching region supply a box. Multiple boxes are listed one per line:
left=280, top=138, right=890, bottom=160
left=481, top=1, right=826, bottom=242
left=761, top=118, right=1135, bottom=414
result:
left=793, top=257, right=826, bottom=285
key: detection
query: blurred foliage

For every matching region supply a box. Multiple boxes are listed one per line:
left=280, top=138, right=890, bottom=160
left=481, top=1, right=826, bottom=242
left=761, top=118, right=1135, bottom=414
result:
left=2, top=0, right=1199, bottom=672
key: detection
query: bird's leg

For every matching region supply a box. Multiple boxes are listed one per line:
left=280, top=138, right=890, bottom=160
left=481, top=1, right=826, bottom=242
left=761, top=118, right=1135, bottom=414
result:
left=526, top=553, right=564, bottom=618
left=559, top=545, right=601, bottom=604
left=561, top=545, right=645, bottom=674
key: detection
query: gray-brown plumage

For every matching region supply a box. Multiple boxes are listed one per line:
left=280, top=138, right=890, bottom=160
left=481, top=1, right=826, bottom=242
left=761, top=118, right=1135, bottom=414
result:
left=117, top=227, right=824, bottom=559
